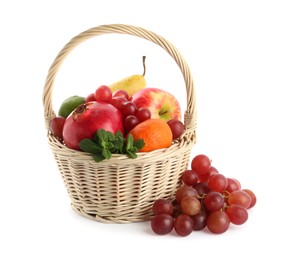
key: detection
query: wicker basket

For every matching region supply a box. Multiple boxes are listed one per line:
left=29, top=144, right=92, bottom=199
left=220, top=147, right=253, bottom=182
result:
left=43, top=24, right=197, bottom=223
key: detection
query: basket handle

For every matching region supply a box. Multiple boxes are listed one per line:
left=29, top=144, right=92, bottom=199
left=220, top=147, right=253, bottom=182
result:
left=43, top=24, right=196, bottom=129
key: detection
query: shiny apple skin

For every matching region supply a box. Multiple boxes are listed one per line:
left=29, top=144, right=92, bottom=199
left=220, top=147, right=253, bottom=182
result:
left=130, top=88, right=181, bottom=121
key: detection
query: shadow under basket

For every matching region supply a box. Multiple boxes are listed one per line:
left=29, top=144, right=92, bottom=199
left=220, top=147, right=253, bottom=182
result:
left=43, top=24, right=197, bottom=223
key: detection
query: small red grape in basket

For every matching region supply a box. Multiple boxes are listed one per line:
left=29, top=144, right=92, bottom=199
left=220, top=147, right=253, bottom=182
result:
left=50, top=116, right=66, bottom=141
left=167, top=119, right=185, bottom=140
left=135, top=107, right=151, bottom=122
left=111, top=96, right=128, bottom=110
left=112, top=89, right=129, bottom=100
left=95, top=85, right=113, bottom=103
left=121, top=101, right=137, bottom=117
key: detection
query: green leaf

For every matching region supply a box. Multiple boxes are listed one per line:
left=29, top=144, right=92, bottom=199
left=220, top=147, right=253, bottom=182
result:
left=111, top=139, right=123, bottom=152
left=126, top=134, right=134, bottom=151
left=96, top=129, right=108, bottom=147
left=115, top=130, right=124, bottom=139
left=79, top=139, right=102, bottom=154
left=102, top=147, right=112, bottom=160
left=80, top=129, right=144, bottom=162
left=106, top=131, right=115, bottom=142
left=92, top=153, right=105, bottom=163
left=127, top=151, right=137, bottom=159
left=133, top=139, right=145, bottom=151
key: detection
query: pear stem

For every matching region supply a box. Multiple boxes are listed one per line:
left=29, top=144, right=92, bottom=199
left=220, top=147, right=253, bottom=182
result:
left=142, top=56, right=146, bottom=76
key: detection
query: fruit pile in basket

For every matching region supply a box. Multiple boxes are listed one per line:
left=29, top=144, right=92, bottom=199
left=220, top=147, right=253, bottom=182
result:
left=49, top=57, right=185, bottom=161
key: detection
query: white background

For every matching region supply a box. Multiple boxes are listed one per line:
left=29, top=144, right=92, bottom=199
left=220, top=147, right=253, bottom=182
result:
left=1, top=0, right=282, bottom=259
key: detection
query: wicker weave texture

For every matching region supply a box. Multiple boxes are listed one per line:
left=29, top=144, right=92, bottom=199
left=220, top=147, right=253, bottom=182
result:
left=43, top=24, right=197, bottom=223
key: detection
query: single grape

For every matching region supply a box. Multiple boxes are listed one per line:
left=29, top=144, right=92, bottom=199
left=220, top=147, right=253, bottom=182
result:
left=206, top=210, right=230, bottom=234
left=124, top=115, right=139, bottom=131
left=181, top=196, right=201, bottom=216
left=167, top=119, right=185, bottom=140
left=241, top=189, right=257, bottom=208
left=204, top=191, right=225, bottom=212
left=85, top=93, right=96, bottom=102
left=172, top=202, right=182, bottom=218
left=191, top=154, right=211, bottom=175
left=227, top=190, right=251, bottom=209
left=193, top=182, right=211, bottom=197
left=112, top=89, right=129, bottom=100
left=111, top=96, right=128, bottom=110
left=208, top=174, right=228, bottom=192
left=121, top=101, right=137, bottom=117
left=182, top=169, right=199, bottom=186
left=198, top=166, right=219, bottom=182
left=226, top=204, right=249, bottom=225
left=175, top=185, right=199, bottom=203
left=151, top=214, right=174, bottom=235
left=50, top=116, right=66, bottom=141
left=174, top=214, right=194, bottom=236
left=226, top=178, right=241, bottom=193
left=191, top=210, right=208, bottom=230
left=95, top=85, right=112, bottom=103
left=152, top=199, right=173, bottom=215
left=135, top=107, right=151, bottom=122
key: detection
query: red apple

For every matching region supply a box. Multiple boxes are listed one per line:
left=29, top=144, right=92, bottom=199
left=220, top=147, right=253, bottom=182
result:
left=130, top=88, right=181, bottom=121
left=63, top=101, right=124, bottom=150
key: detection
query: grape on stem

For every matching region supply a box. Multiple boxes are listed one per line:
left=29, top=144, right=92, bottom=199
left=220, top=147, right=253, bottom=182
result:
left=135, top=107, right=151, bottom=122
left=174, top=214, right=194, bottom=236
left=242, top=189, right=257, bottom=208
left=206, top=210, right=230, bottom=234
left=151, top=214, right=174, bottom=235
left=226, top=204, right=249, bottom=225
left=121, top=101, right=137, bottom=117
left=191, top=154, right=211, bottom=175
left=182, top=169, right=199, bottom=186
left=95, top=85, right=112, bottom=103
left=207, top=173, right=228, bottom=193
left=152, top=199, right=173, bottom=216
left=204, top=191, right=225, bottom=212
left=227, top=190, right=251, bottom=209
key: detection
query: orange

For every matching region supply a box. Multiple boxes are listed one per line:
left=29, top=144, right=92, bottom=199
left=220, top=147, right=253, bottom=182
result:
left=128, top=118, right=173, bottom=152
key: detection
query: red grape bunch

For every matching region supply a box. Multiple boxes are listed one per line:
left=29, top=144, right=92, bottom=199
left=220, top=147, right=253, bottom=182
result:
left=150, top=154, right=257, bottom=236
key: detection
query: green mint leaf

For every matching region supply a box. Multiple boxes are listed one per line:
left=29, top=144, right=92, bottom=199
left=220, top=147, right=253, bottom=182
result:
left=133, top=139, right=145, bottom=151
left=127, top=151, right=137, bottom=159
left=112, top=137, right=124, bottom=151
left=102, top=147, right=112, bottom=160
left=92, top=154, right=105, bottom=163
left=79, top=139, right=102, bottom=154
left=110, top=130, right=125, bottom=153
left=115, top=130, right=124, bottom=139
left=126, top=134, right=134, bottom=151
left=106, top=131, right=115, bottom=142
left=96, top=129, right=108, bottom=147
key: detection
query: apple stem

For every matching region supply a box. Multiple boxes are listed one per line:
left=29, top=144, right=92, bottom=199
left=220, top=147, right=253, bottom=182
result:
left=142, top=56, right=146, bottom=76
left=159, top=110, right=167, bottom=116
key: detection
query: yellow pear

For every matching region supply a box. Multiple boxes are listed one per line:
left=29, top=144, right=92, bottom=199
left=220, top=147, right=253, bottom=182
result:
left=109, top=56, right=147, bottom=97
